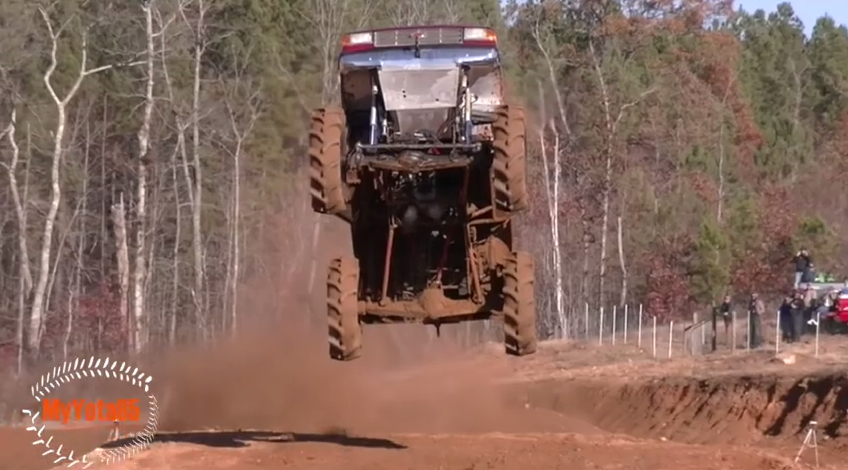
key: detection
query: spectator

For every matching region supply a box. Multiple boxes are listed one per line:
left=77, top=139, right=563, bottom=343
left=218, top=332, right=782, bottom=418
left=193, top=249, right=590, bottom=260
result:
left=717, top=294, right=733, bottom=341
left=815, top=289, right=837, bottom=325
left=790, top=290, right=805, bottom=343
left=793, top=249, right=812, bottom=288
left=779, top=295, right=794, bottom=342
left=748, top=292, right=764, bottom=348
left=802, top=262, right=817, bottom=284
left=802, top=283, right=816, bottom=332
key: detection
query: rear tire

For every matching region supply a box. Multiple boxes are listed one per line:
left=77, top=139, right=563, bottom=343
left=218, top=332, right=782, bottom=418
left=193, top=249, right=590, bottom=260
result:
left=310, top=108, right=347, bottom=215
left=492, top=105, right=528, bottom=216
left=327, top=257, right=362, bottom=361
left=503, top=251, right=537, bottom=356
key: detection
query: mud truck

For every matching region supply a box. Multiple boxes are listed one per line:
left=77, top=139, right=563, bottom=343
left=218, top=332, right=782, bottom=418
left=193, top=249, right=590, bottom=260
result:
left=309, top=25, right=537, bottom=361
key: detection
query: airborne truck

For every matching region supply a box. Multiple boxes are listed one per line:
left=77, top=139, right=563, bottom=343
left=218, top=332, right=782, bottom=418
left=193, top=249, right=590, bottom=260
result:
left=309, top=25, right=537, bottom=361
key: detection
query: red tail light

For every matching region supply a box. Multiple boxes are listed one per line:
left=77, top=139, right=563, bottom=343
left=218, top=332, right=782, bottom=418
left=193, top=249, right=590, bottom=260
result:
left=341, top=32, right=374, bottom=53
left=462, top=27, right=497, bottom=47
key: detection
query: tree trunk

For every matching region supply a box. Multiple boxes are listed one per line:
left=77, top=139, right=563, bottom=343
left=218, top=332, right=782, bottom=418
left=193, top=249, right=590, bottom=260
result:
left=580, top=211, right=590, bottom=310
left=32, top=7, right=115, bottom=359
left=172, top=123, right=186, bottom=345
left=2, top=111, right=31, bottom=375
left=231, top=137, right=242, bottom=336
left=190, top=0, right=207, bottom=340
left=131, top=0, right=156, bottom=354
left=65, top=119, right=91, bottom=361
left=617, top=215, right=628, bottom=307
left=112, top=194, right=130, bottom=346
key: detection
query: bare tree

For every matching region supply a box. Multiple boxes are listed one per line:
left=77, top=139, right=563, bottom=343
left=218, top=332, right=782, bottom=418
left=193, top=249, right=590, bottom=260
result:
left=617, top=215, right=627, bottom=306
left=220, top=53, right=260, bottom=336
left=531, top=7, right=572, bottom=140
left=180, top=0, right=209, bottom=339
left=130, top=0, right=159, bottom=354
left=65, top=119, right=91, bottom=361
left=532, top=5, right=573, bottom=326
left=536, top=86, right=565, bottom=337
left=0, top=109, right=30, bottom=374
left=588, top=39, right=654, bottom=310
left=28, top=8, right=116, bottom=356
left=112, top=193, right=130, bottom=347
left=155, top=1, right=184, bottom=345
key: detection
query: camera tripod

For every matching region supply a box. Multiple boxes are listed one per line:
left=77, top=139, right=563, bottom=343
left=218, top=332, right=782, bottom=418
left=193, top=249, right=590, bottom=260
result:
left=794, top=420, right=819, bottom=467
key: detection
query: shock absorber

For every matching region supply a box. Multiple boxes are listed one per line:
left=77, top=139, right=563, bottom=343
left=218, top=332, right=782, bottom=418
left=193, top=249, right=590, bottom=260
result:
left=462, top=67, right=473, bottom=142
left=368, top=72, right=379, bottom=145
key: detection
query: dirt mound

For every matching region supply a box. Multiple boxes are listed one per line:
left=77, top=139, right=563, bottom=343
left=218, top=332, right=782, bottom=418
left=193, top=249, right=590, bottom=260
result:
left=523, top=371, right=848, bottom=444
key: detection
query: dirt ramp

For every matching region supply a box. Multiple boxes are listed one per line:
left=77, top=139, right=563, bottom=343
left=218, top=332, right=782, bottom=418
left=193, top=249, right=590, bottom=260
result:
left=524, top=372, right=848, bottom=444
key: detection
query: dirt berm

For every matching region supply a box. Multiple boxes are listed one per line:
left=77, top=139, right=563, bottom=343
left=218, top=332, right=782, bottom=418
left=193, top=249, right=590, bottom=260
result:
left=521, top=371, right=848, bottom=445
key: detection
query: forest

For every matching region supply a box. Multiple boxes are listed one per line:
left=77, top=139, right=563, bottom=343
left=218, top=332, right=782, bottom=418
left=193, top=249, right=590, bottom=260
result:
left=0, top=0, right=847, bottom=376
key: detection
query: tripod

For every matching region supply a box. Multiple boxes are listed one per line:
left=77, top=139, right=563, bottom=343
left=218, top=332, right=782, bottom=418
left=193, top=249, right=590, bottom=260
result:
left=795, top=420, right=819, bottom=467
left=107, top=420, right=121, bottom=442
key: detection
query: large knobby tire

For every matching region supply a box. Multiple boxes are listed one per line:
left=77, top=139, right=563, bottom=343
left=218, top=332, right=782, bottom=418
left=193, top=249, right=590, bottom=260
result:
left=503, top=251, right=537, bottom=356
left=491, top=105, right=528, bottom=215
left=327, top=257, right=362, bottom=361
left=309, top=108, right=347, bottom=215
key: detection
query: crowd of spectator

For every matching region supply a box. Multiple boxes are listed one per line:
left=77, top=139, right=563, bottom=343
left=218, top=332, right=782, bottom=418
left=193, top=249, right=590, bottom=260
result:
left=713, top=247, right=848, bottom=349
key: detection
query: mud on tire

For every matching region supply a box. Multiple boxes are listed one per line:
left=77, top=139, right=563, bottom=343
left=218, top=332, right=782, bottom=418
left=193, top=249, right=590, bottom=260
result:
left=327, top=256, right=362, bottom=361
left=492, top=105, right=528, bottom=215
left=503, top=251, right=537, bottom=356
left=310, top=108, right=347, bottom=215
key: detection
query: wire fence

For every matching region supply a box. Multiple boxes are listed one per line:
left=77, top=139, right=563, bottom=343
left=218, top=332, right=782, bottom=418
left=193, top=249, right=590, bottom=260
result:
left=556, top=303, right=829, bottom=359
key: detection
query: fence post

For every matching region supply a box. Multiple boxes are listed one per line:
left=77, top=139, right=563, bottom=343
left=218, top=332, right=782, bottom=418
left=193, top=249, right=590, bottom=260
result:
left=638, top=304, right=643, bottom=348
left=775, top=309, right=780, bottom=355
left=624, top=304, right=629, bottom=344
left=746, top=311, right=751, bottom=352
left=584, top=302, right=589, bottom=340
left=652, top=315, right=657, bottom=357
left=731, top=311, right=737, bottom=353
left=599, top=307, right=604, bottom=346
left=711, top=307, right=717, bottom=352
left=668, top=320, right=674, bottom=358
left=612, top=305, right=617, bottom=345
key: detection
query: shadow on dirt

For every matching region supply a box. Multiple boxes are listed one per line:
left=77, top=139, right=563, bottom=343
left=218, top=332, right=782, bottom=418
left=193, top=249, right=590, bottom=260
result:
left=103, top=430, right=407, bottom=449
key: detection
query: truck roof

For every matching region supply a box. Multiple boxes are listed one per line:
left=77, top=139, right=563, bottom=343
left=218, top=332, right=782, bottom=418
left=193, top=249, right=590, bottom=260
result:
left=339, top=25, right=499, bottom=55
left=343, top=24, right=488, bottom=35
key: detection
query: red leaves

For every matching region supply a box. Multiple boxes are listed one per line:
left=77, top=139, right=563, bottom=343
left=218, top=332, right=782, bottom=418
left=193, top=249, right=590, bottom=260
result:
left=645, top=237, right=693, bottom=323
left=34, top=280, right=127, bottom=360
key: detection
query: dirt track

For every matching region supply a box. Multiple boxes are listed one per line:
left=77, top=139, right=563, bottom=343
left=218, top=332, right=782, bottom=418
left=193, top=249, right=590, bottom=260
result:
left=2, top=323, right=847, bottom=470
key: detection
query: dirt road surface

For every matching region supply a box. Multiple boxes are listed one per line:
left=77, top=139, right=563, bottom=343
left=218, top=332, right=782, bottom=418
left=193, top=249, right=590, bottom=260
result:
left=2, top=323, right=846, bottom=470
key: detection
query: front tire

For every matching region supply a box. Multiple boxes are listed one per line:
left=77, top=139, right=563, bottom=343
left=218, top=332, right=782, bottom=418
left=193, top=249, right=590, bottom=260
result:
left=491, top=105, right=528, bottom=217
left=327, top=257, right=362, bottom=361
left=309, top=108, right=347, bottom=215
left=503, top=251, right=537, bottom=356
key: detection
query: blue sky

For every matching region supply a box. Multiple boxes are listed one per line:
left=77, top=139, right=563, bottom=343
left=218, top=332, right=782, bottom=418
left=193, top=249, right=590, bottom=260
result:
left=736, top=0, right=848, bottom=35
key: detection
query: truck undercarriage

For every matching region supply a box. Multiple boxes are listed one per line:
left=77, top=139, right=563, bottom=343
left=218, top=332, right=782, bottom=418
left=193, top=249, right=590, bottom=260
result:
left=309, top=25, right=537, bottom=361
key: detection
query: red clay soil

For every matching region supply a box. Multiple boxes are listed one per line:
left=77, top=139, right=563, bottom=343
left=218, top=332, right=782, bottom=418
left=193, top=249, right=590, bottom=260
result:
left=4, top=323, right=847, bottom=470
left=0, top=426, right=110, bottom=470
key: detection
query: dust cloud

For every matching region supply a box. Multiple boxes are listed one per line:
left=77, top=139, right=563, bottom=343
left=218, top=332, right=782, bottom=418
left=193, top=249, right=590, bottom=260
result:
left=147, top=319, right=569, bottom=436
